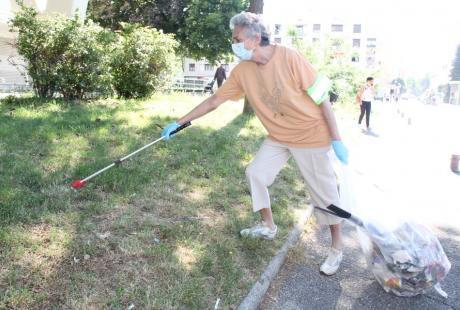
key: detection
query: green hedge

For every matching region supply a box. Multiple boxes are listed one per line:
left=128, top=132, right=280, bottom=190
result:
left=111, top=23, right=179, bottom=98
left=9, top=5, right=179, bottom=100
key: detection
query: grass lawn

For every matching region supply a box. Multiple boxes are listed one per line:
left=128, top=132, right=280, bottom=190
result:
left=0, top=93, right=312, bottom=309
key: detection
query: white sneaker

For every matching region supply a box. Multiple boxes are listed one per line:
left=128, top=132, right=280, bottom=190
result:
left=320, top=248, right=343, bottom=275
left=240, top=222, right=277, bottom=240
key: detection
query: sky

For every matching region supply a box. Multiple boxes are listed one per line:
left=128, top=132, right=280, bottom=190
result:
left=264, top=0, right=460, bottom=80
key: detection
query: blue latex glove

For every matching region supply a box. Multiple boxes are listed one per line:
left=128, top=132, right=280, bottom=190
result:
left=162, top=122, right=180, bottom=140
left=331, top=140, right=349, bottom=165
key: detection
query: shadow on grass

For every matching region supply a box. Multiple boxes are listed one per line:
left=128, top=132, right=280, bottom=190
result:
left=0, top=98, right=308, bottom=309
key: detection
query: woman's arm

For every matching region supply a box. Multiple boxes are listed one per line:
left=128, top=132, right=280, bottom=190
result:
left=320, top=99, right=341, bottom=140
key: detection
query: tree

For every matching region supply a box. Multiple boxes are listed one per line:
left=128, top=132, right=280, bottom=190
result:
left=451, top=44, right=460, bottom=81
left=87, top=0, right=247, bottom=64
left=179, top=0, right=247, bottom=63
left=290, top=35, right=366, bottom=106
left=242, top=0, right=263, bottom=114
left=248, top=0, right=264, bottom=12
left=87, top=0, right=187, bottom=34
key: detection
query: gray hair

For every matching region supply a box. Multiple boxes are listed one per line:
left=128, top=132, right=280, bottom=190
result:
left=230, top=12, right=270, bottom=46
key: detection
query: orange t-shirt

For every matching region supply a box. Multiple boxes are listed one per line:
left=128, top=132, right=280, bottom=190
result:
left=215, top=45, right=331, bottom=147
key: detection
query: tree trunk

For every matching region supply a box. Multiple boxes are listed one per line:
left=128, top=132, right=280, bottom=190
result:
left=249, top=0, right=264, bottom=13
left=242, top=0, right=264, bottom=115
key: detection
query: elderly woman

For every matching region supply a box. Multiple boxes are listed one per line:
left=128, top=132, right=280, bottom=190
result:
left=162, top=12, right=349, bottom=275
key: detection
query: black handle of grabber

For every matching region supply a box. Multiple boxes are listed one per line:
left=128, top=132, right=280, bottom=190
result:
left=327, top=204, right=364, bottom=227
left=327, top=204, right=351, bottom=219
left=170, top=121, right=192, bottom=136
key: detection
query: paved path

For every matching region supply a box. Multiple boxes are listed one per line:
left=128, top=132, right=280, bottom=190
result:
left=260, top=100, right=460, bottom=310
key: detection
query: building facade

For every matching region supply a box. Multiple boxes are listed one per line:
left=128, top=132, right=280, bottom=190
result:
left=0, top=0, right=89, bottom=86
left=268, top=17, right=379, bottom=68
left=182, top=58, right=238, bottom=81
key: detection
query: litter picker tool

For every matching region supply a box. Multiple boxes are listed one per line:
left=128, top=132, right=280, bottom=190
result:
left=71, top=121, right=191, bottom=189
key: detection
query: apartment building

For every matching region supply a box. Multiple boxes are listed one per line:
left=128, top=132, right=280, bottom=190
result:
left=182, top=58, right=237, bottom=81
left=269, top=17, right=379, bottom=68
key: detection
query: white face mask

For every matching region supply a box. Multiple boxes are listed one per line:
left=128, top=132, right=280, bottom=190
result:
left=231, top=41, right=254, bottom=60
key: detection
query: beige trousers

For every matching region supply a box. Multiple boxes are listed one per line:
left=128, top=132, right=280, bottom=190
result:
left=245, top=138, right=343, bottom=226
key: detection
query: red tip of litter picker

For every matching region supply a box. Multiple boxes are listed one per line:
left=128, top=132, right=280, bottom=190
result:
left=71, top=180, right=86, bottom=189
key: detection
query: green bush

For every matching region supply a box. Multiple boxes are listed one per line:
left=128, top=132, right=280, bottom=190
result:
left=9, top=6, right=63, bottom=98
left=111, top=23, right=179, bottom=98
left=54, top=19, right=115, bottom=99
left=9, top=5, right=115, bottom=100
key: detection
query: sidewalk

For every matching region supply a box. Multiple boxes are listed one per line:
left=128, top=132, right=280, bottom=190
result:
left=259, top=100, right=460, bottom=310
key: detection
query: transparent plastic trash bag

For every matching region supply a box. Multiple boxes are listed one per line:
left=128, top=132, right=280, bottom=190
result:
left=357, top=220, right=451, bottom=297
left=328, top=155, right=451, bottom=298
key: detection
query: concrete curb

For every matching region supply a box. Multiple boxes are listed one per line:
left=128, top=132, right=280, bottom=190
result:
left=236, top=206, right=314, bottom=310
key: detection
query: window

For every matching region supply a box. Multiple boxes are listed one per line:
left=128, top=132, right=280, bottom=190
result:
left=188, top=63, right=195, bottom=72
left=296, top=25, right=304, bottom=36
left=313, top=24, right=321, bottom=32
left=331, top=24, right=343, bottom=32
left=353, top=39, right=360, bottom=48
left=351, top=54, right=360, bottom=62
left=204, top=64, right=213, bottom=71
left=274, top=24, right=281, bottom=35
left=367, top=38, right=377, bottom=48
left=274, top=37, right=282, bottom=44
left=312, top=38, right=320, bottom=43
left=353, top=24, right=361, bottom=33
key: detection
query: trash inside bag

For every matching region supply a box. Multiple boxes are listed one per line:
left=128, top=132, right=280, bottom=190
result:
left=326, top=159, right=451, bottom=298
left=357, top=221, right=451, bottom=297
